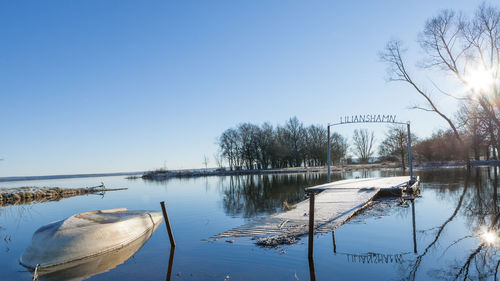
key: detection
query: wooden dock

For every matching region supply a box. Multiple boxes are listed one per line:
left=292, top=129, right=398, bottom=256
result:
left=213, top=176, right=418, bottom=246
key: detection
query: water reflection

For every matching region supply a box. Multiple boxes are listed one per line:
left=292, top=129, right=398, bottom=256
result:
left=406, top=168, right=499, bottom=281
left=481, top=230, right=498, bottom=246
left=217, top=174, right=327, bottom=218
left=327, top=200, right=417, bottom=264
left=36, top=229, right=156, bottom=281
left=165, top=247, right=175, bottom=281
left=1, top=169, right=498, bottom=280
left=308, top=256, right=316, bottom=281
left=411, top=199, right=417, bottom=254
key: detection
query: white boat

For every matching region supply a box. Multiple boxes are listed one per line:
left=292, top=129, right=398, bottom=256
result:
left=31, top=228, right=161, bottom=281
left=20, top=208, right=163, bottom=273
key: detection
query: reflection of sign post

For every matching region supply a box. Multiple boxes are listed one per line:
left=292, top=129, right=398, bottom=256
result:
left=327, top=114, right=413, bottom=184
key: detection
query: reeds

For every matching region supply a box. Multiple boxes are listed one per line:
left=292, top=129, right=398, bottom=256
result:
left=0, top=186, right=127, bottom=207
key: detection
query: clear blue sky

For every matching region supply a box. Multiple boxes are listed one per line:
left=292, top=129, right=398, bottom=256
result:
left=0, top=0, right=494, bottom=176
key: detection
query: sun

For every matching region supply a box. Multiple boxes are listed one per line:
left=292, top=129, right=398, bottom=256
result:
left=464, top=67, right=495, bottom=93
left=481, top=230, right=498, bottom=245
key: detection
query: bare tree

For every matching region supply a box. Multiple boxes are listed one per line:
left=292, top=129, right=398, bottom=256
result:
left=219, top=128, right=241, bottom=170
left=304, top=124, right=327, bottom=166
left=379, top=125, right=417, bottom=170
left=202, top=155, right=209, bottom=170
left=331, top=132, right=349, bottom=163
left=352, top=129, right=375, bottom=163
left=379, top=4, right=500, bottom=164
left=213, top=152, right=224, bottom=169
left=256, top=122, right=275, bottom=169
left=218, top=118, right=349, bottom=169
left=238, top=123, right=260, bottom=169
left=284, top=117, right=306, bottom=167
left=380, top=39, right=464, bottom=148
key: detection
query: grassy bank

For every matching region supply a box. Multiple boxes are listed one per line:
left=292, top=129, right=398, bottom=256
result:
left=0, top=185, right=127, bottom=206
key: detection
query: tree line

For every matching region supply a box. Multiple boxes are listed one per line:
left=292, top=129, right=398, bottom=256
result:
left=218, top=115, right=500, bottom=171
left=217, top=117, right=421, bottom=170
left=218, top=117, right=348, bottom=170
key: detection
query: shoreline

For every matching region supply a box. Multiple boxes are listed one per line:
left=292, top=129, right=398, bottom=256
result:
left=0, top=171, right=144, bottom=183
left=0, top=185, right=127, bottom=207
left=141, top=160, right=500, bottom=180
left=2, top=160, right=499, bottom=183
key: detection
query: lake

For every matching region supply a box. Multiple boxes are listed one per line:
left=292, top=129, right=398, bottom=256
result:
left=0, top=167, right=498, bottom=280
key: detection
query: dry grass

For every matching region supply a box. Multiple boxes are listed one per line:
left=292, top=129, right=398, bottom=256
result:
left=282, top=200, right=296, bottom=211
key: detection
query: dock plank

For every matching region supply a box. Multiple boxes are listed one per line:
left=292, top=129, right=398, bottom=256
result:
left=212, top=176, right=411, bottom=246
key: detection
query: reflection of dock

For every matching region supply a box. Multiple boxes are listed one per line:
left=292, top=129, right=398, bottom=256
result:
left=213, top=176, right=419, bottom=246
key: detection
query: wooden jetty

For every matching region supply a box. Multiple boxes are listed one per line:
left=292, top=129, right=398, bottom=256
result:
left=213, top=176, right=419, bottom=246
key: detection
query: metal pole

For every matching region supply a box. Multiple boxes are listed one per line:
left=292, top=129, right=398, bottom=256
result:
left=407, top=122, right=414, bottom=184
left=160, top=201, right=176, bottom=248
left=308, top=192, right=315, bottom=259
left=327, top=125, right=331, bottom=183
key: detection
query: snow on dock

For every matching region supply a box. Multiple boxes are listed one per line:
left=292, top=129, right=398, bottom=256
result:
left=213, top=176, right=413, bottom=246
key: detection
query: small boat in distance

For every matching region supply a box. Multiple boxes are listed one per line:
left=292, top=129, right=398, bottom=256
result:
left=20, top=208, right=163, bottom=273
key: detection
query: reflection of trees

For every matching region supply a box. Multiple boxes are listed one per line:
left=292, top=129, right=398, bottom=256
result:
left=218, top=170, right=405, bottom=219
left=405, top=168, right=500, bottom=281
left=218, top=174, right=326, bottom=218
left=450, top=168, right=499, bottom=281
left=408, top=175, right=469, bottom=280
left=418, top=168, right=467, bottom=186
left=451, top=211, right=499, bottom=281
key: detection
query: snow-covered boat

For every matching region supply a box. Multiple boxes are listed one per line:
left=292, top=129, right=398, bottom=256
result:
left=20, top=208, right=163, bottom=273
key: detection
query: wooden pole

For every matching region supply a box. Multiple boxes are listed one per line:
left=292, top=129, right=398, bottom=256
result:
left=166, top=247, right=175, bottom=281
left=332, top=231, right=336, bottom=253
left=411, top=199, right=417, bottom=253
left=160, top=201, right=176, bottom=248
left=308, top=192, right=315, bottom=259
left=308, top=256, right=316, bottom=281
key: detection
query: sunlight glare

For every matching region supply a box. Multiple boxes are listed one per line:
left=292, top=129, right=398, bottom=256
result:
left=464, top=68, right=495, bottom=93
left=481, top=230, right=498, bottom=245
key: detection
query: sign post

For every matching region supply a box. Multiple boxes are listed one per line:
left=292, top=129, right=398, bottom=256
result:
left=327, top=125, right=331, bottom=183
left=407, top=122, right=414, bottom=184
left=326, top=114, right=413, bottom=183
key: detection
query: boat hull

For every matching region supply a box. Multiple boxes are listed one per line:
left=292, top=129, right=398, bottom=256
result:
left=20, top=208, right=163, bottom=271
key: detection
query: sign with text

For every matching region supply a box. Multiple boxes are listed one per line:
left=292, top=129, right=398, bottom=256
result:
left=339, top=114, right=397, bottom=124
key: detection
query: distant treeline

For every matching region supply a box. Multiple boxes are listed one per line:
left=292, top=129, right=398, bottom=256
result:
left=217, top=117, right=348, bottom=170
left=217, top=114, right=500, bottom=171
left=414, top=129, right=493, bottom=162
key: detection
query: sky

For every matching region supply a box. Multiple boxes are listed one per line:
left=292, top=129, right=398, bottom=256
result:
left=0, top=0, right=496, bottom=176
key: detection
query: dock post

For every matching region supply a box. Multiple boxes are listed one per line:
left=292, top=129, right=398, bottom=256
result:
left=160, top=201, right=176, bottom=248
left=407, top=122, right=414, bottom=184
left=308, top=192, right=315, bottom=259
left=166, top=247, right=175, bottom=281
left=327, top=125, right=331, bottom=183
left=411, top=199, right=417, bottom=253
left=308, top=256, right=316, bottom=281
left=332, top=231, right=336, bottom=253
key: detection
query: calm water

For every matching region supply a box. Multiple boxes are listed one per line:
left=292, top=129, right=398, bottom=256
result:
left=0, top=168, right=498, bottom=280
